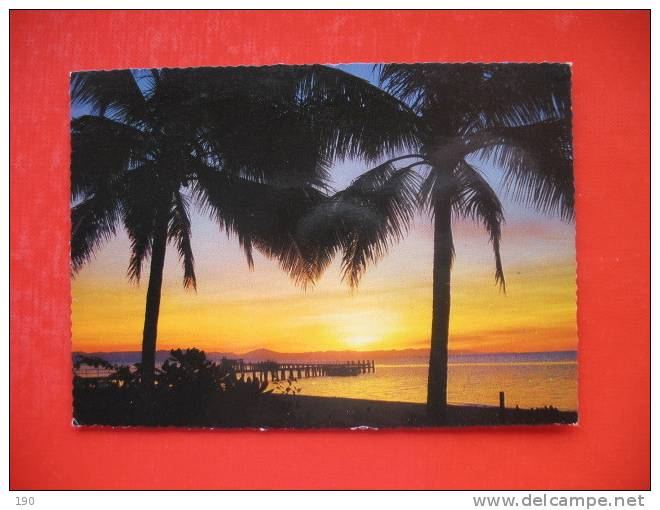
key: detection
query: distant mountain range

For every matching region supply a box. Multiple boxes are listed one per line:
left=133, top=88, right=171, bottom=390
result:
left=72, top=347, right=577, bottom=365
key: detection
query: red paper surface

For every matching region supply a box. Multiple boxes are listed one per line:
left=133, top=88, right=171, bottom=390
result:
left=9, top=10, right=650, bottom=489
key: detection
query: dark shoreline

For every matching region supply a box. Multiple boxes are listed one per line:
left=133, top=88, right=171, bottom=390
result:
left=75, top=393, right=577, bottom=429
left=246, top=394, right=578, bottom=428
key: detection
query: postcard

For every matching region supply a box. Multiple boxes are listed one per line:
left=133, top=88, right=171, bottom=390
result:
left=70, top=63, right=576, bottom=428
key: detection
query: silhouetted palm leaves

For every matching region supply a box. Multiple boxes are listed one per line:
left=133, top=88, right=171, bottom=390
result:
left=380, top=63, right=574, bottom=221
left=70, top=65, right=421, bottom=385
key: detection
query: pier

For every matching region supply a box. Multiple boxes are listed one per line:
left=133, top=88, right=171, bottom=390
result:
left=222, top=359, right=375, bottom=382
left=74, top=358, right=376, bottom=382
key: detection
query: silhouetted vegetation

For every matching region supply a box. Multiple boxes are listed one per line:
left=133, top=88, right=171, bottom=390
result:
left=73, top=348, right=285, bottom=427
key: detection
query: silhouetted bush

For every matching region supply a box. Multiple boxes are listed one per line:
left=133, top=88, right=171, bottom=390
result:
left=73, top=348, right=272, bottom=427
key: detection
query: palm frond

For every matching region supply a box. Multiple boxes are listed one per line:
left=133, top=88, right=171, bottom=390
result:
left=471, top=119, right=574, bottom=221
left=71, top=69, right=148, bottom=122
left=71, top=115, right=148, bottom=201
left=71, top=184, right=123, bottom=274
left=297, top=65, right=424, bottom=163
left=380, top=63, right=570, bottom=130
left=193, top=158, right=420, bottom=290
left=197, top=103, right=333, bottom=190
left=192, top=163, right=330, bottom=287
left=169, top=190, right=196, bottom=290
left=453, top=161, right=506, bottom=291
left=474, top=63, right=571, bottom=129
left=153, top=66, right=333, bottom=190
left=120, top=166, right=163, bottom=284
left=379, top=64, right=434, bottom=113
left=328, top=161, right=421, bottom=288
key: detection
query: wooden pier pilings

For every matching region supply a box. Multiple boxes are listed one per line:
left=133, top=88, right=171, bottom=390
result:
left=74, top=358, right=376, bottom=383
left=222, top=359, right=375, bottom=382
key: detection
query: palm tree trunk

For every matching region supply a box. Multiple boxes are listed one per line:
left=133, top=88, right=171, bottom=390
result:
left=427, top=195, right=453, bottom=423
left=140, top=204, right=169, bottom=387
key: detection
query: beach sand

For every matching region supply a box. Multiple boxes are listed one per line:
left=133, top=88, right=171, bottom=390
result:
left=73, top=390, right=577, bottom=428
left=240, top=394, right=578, bottom=428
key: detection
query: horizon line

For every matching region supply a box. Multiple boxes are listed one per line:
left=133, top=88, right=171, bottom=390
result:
left=72, top=347, right=578, bottom=355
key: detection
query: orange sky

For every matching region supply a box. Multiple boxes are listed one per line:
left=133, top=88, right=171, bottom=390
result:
left=72, top=159, right=577, bottom=354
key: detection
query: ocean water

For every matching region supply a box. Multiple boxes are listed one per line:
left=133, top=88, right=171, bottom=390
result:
left=285, top=353, right=577, bottom=411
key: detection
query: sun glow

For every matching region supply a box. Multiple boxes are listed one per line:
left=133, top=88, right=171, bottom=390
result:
left=344, top=335, right=378, bottom=348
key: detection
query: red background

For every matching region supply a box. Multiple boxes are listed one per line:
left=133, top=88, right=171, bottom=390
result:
left=9, top=10, right=650, bottom=489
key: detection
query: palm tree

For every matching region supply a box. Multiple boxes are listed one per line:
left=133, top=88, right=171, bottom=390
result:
left=312, top=64, right=573, bottom=421
left=385, top=64, right=574, bottom=421
left=70, top=65, right=419, bottom=388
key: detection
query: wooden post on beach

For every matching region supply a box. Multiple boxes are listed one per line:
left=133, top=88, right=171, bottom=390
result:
left=498, top=391, right=506, bottom=424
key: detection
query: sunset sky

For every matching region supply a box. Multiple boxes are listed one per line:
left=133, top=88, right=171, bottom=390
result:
left=71, top=64, right=577, bottom=354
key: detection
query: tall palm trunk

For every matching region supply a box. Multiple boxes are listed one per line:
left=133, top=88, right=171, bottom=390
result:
left=426, top=194, right=453, bottom=422
left=140, top=203, right=170, bottom=387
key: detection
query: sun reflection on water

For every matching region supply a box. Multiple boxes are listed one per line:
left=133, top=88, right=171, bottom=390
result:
left=287, top=360, right=577, bottom=411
